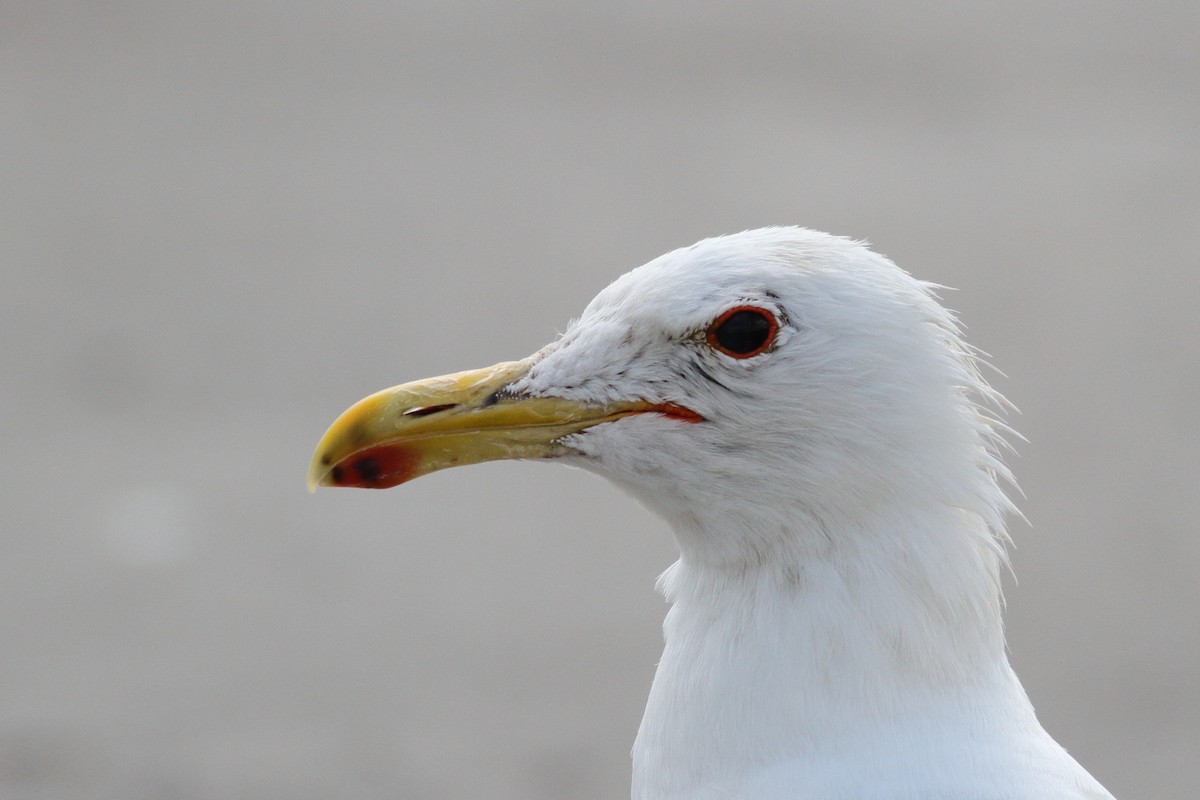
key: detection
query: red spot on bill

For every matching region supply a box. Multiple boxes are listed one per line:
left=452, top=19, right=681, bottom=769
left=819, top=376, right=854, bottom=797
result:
left=329, top=444, right=421, bottom=488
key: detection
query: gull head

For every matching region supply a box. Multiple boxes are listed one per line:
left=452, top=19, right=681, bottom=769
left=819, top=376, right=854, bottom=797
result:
left=309, top=227, right=1014, bottom=566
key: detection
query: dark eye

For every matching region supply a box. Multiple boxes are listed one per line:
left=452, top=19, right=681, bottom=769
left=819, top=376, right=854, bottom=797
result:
left=706, top=306, right=778, bottom=358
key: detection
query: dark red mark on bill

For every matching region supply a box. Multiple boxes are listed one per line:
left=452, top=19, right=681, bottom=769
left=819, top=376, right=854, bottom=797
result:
left=327, top=444, right=421, bottom=488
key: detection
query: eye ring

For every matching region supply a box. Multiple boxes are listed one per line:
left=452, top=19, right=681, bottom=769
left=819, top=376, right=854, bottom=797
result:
left=705, top=305, right=778, bottom=359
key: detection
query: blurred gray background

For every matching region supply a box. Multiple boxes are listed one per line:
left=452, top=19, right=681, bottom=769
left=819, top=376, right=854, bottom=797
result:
left=4, top=2, right=1198, bottom=798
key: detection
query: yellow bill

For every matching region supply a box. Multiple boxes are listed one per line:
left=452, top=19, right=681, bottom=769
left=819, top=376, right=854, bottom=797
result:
left=307, top=358, right=702, bottom=491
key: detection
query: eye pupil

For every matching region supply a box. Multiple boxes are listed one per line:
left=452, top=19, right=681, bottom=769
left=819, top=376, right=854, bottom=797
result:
left=716, top=311, right=771, bottom=354
left=708, top=307, right=777, bottom=358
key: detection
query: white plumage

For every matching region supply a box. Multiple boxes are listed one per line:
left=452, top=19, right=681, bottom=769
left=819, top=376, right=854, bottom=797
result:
left=514, top=228, right=1112, bottom=799
left=312, top=227, right=1115, bottom=799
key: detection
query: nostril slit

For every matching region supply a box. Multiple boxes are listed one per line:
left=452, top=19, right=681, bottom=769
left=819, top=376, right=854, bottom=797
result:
left=403, top=403, right=457, bottom=418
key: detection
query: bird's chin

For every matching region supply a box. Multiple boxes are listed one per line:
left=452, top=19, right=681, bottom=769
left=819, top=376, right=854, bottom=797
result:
left=558, top=426, right=696, bottom=503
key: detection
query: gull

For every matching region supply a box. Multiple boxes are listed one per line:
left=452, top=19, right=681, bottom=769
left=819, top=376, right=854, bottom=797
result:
left=308, top=227, right=1115, bottom=799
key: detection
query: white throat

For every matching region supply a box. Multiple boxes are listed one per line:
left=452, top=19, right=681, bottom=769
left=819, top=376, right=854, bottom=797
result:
left=630, top=501, right=1046, bottom=800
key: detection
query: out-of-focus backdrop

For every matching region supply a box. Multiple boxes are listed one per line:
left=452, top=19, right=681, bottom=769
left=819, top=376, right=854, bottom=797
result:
left=4, top=3, right=1197, bottom=798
